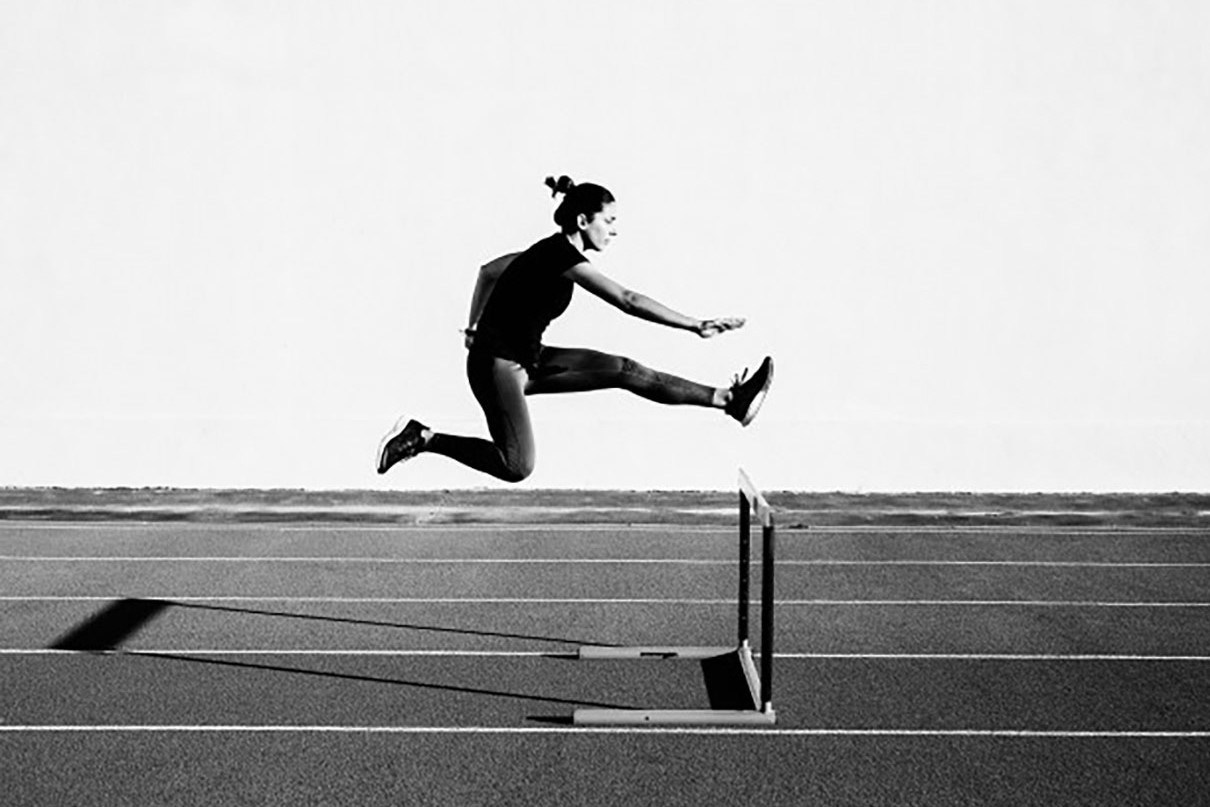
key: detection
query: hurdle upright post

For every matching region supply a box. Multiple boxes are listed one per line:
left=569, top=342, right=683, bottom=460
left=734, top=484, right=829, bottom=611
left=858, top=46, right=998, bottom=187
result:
left=760, top=498, right=776, bottom=712
left=739, top=467, right=776, bottom=716
left=738, top=487, right=751, bottom=648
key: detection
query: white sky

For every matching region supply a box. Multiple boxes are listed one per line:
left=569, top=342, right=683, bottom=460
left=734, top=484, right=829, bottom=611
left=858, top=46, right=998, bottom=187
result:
left=2, top=1, right=1208, bottom=492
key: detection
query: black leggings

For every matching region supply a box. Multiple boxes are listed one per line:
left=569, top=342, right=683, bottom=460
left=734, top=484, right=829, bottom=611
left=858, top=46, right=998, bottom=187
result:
left=425, top=346, right=717, bottom=482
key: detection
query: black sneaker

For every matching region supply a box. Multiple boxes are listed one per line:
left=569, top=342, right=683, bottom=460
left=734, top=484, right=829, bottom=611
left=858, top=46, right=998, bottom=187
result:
left=725, top=357, right=773, bottom=426
left=376, top=418, right=428, bottom=474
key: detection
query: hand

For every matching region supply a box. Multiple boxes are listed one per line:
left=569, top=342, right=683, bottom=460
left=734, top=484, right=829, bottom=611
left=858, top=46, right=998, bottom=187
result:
left=462, top=328, right=476, bottom=349
left=696, top=317, right=746, bottom=338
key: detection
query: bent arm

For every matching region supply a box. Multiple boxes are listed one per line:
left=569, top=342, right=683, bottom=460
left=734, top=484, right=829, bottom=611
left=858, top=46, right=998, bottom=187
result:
left=466, top=252, right=520, bottom=332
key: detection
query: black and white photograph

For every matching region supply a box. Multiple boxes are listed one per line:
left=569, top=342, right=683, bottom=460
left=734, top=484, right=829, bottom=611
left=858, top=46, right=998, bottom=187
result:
left=2, top=2, right=1207, bottom=804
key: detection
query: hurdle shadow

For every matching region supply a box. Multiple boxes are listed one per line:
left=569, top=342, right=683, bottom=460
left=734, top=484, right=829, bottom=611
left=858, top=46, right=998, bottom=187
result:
left=50, top=598, right=173, bottom=651
left=47, top=598, right=634, bottom=716
left=170, top=600, right=618, bottom=651
left=124, top=650, right=635, bottom=712
left=701, top=649, right=762, bottom=710
left=48, top=597, right=615, bottom=653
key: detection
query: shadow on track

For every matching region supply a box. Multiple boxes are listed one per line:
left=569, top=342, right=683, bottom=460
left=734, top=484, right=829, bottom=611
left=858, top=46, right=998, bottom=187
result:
left=123, top=650, right=634, bottom=712
left=47, top=599, right=632, bottom=719
left=50, top=598, right=173, bottom=651
left=172, top=600, right=618, bottom=649
left=47, top=598, right=616, bottom=653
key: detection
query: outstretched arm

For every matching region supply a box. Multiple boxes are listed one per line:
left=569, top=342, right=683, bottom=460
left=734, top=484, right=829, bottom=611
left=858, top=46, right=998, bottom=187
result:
left=566, top=262, right=744, bottom=338
left=465, top=252, right=520, bottom=346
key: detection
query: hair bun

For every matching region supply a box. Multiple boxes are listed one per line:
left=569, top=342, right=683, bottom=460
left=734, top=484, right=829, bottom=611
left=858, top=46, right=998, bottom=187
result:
left=544, top=175, right=576, bottom=197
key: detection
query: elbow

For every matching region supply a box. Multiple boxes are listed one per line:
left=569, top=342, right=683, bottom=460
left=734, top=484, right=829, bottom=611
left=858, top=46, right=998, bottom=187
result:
left=619, top=290, right=644, bottom=315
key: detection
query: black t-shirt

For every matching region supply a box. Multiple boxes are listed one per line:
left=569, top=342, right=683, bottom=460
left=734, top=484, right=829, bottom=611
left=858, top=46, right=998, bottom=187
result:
left=474, top=233, right=587, bottom=367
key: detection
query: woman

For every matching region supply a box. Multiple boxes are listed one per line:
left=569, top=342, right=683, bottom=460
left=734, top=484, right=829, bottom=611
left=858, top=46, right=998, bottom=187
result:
left=377, top=175, right=773, bottom=482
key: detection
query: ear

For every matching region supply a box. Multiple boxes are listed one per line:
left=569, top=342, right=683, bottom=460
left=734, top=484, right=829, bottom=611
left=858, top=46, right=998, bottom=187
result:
left=575, top=211, right=592, bottom=231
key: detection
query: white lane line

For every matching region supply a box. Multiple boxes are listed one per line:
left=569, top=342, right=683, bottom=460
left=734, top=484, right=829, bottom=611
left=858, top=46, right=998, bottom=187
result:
left=4, top=649, right=1210, bottom=661
left=0, top=725, right=1206, bottom=737
left=3, top=556, right=1208, bottom=568
left=775, top=653, right=1210, bottom=661
left=2, top=596, right=1209, bottom=607
left=786, top=600, right=1210, bottom=608
left=1, top=649, right=554, bottom=657
left=1, top=557, right=735, bottom=564
left=0, top=522, right=1204, bottom=535
left=0, top=523, right=733, bottom=533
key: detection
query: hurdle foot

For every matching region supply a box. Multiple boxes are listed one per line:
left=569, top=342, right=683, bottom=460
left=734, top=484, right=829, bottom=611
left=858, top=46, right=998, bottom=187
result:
left=573, top=708, right=776, bottom=726
left=576, top=646, right=732, bottom=661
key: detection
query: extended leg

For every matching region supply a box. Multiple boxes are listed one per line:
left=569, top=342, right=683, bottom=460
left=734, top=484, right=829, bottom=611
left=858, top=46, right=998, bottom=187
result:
left=526, top=346, right=722, bottom=406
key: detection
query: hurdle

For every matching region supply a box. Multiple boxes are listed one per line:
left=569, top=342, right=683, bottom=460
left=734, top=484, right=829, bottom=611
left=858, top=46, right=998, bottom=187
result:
left=573, top=468, right=776, bottom=725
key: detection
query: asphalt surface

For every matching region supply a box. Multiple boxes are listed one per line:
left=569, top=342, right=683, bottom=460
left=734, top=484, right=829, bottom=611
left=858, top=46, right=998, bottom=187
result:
left=2, top=522, right=1209, bottom=806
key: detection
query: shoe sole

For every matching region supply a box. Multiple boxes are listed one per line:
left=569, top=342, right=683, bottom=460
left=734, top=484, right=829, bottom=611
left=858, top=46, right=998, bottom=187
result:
left=738, top=360, right=774, bottom=427
left=376, top=416, right=414, bottom=474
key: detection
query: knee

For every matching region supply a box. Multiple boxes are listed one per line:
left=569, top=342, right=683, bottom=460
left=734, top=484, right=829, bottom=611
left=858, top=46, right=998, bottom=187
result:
left=618, top=356, right=652, bottom=381
left=500, top=455, right=535, bottom=484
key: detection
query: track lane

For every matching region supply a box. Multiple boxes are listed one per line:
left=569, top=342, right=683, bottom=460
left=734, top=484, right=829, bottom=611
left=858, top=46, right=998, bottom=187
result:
left=3, top=521, right=1208, bottom=807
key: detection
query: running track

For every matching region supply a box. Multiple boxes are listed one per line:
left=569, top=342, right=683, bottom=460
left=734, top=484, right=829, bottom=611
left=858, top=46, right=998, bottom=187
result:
left=2, top=521, right=1209, bottom=805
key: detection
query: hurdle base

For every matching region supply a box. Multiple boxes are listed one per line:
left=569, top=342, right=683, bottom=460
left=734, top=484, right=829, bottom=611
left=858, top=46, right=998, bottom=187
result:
left=577, top=646, right=733, bottom=661
left=573, top=707, right=776, bottom=726
left=573, top=642, right=774, bottom=726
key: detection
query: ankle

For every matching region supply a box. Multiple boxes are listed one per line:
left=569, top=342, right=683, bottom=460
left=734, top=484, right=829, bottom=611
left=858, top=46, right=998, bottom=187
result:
left=712, top=388, right=731, bottom=409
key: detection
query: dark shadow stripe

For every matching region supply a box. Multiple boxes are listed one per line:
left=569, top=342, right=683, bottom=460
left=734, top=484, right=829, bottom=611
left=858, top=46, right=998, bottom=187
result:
left=127, top=651, right=634, bottom=711
left=172, top=601, right=618, bottom=648
left=50, top=598, right=173, bottom=651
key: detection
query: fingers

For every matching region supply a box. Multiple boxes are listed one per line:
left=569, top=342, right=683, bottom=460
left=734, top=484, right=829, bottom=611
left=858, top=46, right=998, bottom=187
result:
left=699, top=317, right=746, bottom=337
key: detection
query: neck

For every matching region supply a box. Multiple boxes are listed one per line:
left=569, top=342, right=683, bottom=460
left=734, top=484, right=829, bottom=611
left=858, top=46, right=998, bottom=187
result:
left=564, top=231, right=589, bottom=253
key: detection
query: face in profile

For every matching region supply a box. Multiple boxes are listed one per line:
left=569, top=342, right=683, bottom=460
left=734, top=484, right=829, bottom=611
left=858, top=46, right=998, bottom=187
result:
left=579, top=203, right=618, bottom=252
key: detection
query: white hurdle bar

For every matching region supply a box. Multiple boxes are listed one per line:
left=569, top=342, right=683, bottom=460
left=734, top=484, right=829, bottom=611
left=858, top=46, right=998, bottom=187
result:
left=573, top=468, right=777, bottom=725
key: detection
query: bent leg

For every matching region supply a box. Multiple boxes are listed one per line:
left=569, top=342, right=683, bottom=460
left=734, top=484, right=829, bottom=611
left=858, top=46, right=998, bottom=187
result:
left=424, top=352, right=536, bottom=482
left=527, top=346, right=718, bottom=407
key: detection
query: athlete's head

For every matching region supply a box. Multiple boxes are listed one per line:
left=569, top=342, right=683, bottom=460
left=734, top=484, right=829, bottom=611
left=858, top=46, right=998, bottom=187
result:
left=545, top=175, right=617, bottom=251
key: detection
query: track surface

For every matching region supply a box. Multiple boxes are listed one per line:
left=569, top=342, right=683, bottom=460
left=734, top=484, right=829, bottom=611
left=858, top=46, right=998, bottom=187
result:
left=2, top=521, right=1209, bottom=806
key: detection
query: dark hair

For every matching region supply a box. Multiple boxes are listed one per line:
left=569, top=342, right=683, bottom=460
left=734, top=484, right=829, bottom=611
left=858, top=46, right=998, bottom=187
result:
left=544, top=175, right=615, bottom=232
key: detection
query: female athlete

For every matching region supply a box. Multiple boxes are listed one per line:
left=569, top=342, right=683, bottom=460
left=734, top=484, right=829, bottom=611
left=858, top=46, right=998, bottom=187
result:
left=376, top=175, right=773, bottom=482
